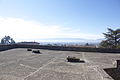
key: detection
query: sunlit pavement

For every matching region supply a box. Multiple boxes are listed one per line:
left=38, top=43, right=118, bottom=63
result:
left=0, top=48, right=119, bottom=80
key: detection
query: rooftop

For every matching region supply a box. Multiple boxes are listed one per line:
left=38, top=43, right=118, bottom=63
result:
left=0, top=48, right=119, bottom=80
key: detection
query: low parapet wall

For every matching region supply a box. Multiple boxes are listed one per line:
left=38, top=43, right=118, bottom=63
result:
left=0, top=45, right=16, bottom=51
left=0, top=44, right=120, bottom=53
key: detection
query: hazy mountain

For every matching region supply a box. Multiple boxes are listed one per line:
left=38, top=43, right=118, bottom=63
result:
left=39, top=38, right=104, bottom=43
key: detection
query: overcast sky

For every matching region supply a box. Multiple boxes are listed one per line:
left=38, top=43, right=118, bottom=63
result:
left=0, top=0, right=120, bottom=42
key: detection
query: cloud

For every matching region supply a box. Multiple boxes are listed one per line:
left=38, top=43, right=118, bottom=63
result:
left=0, top=17, right=103, bottom=42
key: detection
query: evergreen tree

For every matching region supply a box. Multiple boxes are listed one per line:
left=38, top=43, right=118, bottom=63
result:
left=1, top=36, right=15, bottom=45
left=100, top=28, right=120, bottom=48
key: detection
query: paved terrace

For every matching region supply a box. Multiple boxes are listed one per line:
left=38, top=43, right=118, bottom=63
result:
left=0, top=48, right=119, bottom=80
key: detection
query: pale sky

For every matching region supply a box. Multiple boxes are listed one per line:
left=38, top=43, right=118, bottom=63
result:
left=0, top=0, right=120, bottom=42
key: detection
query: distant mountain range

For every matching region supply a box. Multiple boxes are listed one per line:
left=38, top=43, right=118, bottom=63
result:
left=39, top=38, right=104, bottom=43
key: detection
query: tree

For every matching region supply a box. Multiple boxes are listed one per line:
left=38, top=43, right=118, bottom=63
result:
left=1, top=36, right=15, bottom=45
left=85, top=43, right=89, bottom=46
left=100, top=28, right=120, bottom=48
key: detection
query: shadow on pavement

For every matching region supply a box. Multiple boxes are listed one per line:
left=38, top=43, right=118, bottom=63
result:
left=104, top=68, right=120, bottom=80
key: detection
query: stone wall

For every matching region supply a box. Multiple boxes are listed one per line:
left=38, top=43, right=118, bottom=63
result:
left=0, top=44, right=120, bottom=53
left=0, top=45, right=16, bottom=51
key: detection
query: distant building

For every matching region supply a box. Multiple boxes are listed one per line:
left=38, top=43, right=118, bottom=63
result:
left=17, top=42, right=40, bottom=45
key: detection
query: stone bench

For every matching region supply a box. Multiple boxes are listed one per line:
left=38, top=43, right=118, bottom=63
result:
left=32, top=50, right=41, bottom=54
left=27, top=48, right=32, bottom=51
left=67, top=56, right=80, bottom=62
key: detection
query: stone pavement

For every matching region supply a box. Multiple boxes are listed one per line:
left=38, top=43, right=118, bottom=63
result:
left=0, top=48, right=119, bottom=80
